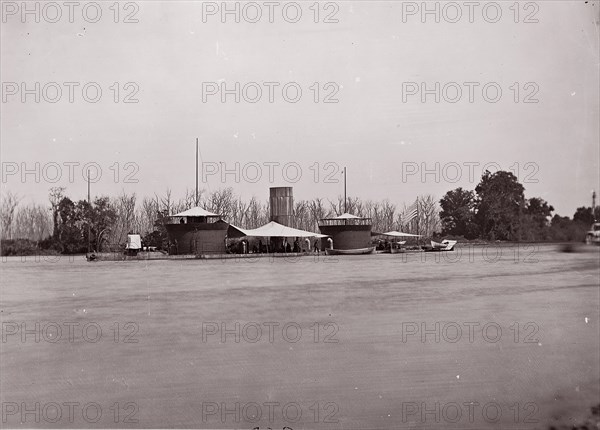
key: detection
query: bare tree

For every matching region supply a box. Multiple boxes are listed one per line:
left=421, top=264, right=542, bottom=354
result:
left=231, top=196, right=249, bottom=226
left=293, top=200, right=309, bottom=231
left=417, top=194, right=441, bottom=237
left=206, top=188, right=235, bottom=219
left=380, top=200, right=396, bottom=233
left=172, top=188, right=199, bottom=215
left=0, top=191, right=21, bottom=240
left=328, top=196, right=345, bottom=216
left=156, top=189, right=174, bottom=216
left=396, top=195, right=440, bottom=237
left=139, top=196, right=159, bottom=234
left=308, top=198, right=327, bottom=231
left=107, top=192, right=137, bottom=245
left=12, top=202, right=52, bottom=241
left=245, top=196, right=268, bottom=229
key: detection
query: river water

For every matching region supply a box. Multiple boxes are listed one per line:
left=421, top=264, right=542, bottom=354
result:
left=1, top=243, right=599, bottom=429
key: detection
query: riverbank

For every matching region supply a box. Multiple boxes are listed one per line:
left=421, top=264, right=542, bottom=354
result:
left=3, top=241, right=598, bottom=263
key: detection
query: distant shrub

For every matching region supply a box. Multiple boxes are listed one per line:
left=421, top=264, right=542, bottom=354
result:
left=0, top=239, right=59, bottom=256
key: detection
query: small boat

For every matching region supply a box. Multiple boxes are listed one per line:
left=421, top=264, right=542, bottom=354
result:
left=325, top=246, right=375, bottom=255
left=424, top=240, right=457, bottom=252
left=380, top=241, right=406, bottom=254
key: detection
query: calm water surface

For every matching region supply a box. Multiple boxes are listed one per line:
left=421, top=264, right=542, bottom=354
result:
left=1, top=244, right=599, bottom=429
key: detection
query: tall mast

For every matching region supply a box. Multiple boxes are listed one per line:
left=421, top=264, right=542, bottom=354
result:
left=87, top=170, right=91, bottom=253
left=343, top=167, right=347, bottom=214
left=195, top=138, right=199, bottom=206
left=87, top=169, right=90, bottom=204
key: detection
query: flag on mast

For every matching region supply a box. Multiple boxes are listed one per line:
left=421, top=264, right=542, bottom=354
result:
left=401, top=200, right=418, bottom=225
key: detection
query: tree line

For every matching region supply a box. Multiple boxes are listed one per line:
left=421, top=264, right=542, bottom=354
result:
left=1, top=171, right=597, bottom=255
left=439, top=170, right=599, bottom=242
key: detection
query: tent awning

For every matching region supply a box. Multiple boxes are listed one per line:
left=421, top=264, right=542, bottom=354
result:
left=227, top=221, right=328, bottom=239
left=172, top=206, right=219, bottom=217
left=373, top=231, right=423, bottom=238
left=321, top=212, right=369, bottom=220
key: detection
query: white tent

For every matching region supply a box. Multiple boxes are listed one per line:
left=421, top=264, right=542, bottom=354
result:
left=380, top=231, right=422, bottom=238
left=172, top=207, right=219, bottom=217
left=228, top=221, right=328, bottom=238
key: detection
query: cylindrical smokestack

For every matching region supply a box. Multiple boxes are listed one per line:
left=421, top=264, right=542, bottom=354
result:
left=270, top=187, right=294, bottom=226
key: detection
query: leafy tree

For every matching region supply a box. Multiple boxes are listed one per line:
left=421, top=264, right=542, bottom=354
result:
left=573, top=206, right=600, bottom=225
left=475, top=171, right=525, bottom=241
left=85, top=197, right=117, bottom=251
left=142, top=230, right=166, bottom=249
left=48, top=187, right=65, bottom=239
left=140, top=208, right=170, bottom=250
left=53, top=196, right=117, bottom=253
left=526, top=198, right=554, bottom=222
left=521, top=197, right=554, bottom=241
left=55, top=197, right=85, bottom=253
left=548, top=214, right=585, bottom=242
left=439, top=188, right=478, bottom=239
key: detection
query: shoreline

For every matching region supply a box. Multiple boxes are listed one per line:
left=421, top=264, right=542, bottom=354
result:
left=2, top=241, right=598, bottom=263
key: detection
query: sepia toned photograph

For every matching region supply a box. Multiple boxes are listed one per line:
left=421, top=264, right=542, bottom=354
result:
left=1, top=1, right=599, bottom=429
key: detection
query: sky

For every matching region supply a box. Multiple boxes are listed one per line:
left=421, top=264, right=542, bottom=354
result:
left=1, top=1, right=599, bottom=217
